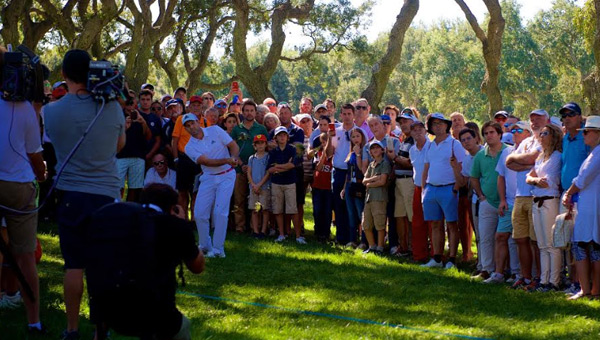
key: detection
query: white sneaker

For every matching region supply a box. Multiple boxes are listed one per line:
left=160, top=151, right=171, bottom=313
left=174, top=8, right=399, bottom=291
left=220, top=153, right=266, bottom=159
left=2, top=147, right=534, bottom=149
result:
left=296, top=237, right=307, bottom=245
left=389, top=246, right=399, bottom=255
left=205, top=250, right=216, bottom=258
left=444, top=262, right=456, bottom=270
left=275, top=235, right=286, bottom=243
left=483, top=272, right=505, bottom=284
left=421, top=259, right=443, bottom=268
left=0, top=292, right=22, bottom=309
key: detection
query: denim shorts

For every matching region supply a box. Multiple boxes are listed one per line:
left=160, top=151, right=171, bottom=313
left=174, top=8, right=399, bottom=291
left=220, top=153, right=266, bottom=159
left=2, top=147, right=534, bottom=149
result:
left=422, top=184, right=458, bottom=222
left=497, top=205, right=513, bottom=233
left=572, top=241, right=600, bottom=262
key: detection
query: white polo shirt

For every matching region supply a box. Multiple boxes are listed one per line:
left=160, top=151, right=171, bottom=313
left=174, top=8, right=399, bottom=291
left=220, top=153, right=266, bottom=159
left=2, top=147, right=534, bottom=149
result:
left=409, top=139, right=430, bottom=187
left=185, top=126, right=233, bottom=175
left=496, top=146, right=517, bottom=206
left=332, top=124, right=357, bottom=169
left=424, top=135, right=465, bottom=186
left=513, top=136, right=537, bottom=197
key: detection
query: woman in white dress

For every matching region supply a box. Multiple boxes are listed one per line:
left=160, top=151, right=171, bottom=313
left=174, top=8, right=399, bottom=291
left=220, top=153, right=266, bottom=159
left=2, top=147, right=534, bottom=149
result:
left=526, top=124, right=563, bottom=291
left=563, top=116, right=600, bottom=299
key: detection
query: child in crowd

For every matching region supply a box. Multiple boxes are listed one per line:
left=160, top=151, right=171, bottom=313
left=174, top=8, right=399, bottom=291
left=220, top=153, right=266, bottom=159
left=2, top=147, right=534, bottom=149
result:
left=362, top=141, right=391, bottom=254
left=312, top=133, right=333, bottom=242
left=342, top=127, right=368, bottom=248
left=247, top=134, right=271, bottom=238
left=268, top=126, right=306, bottom=244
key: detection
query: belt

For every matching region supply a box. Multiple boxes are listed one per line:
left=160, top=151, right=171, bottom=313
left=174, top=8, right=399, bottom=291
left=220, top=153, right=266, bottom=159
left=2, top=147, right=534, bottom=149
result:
left=334, top=167, right=347, bottom=171
left=428, top=183, right=454, bottom=187
left=533, top=196, right=559, bottom=208
left=395, top=174, right=412, bottom=179
left=210, top=167, right=234, bottom=176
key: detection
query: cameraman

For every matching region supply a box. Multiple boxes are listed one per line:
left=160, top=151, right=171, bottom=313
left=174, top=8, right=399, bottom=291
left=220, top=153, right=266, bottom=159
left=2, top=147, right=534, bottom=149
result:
left=0, top=45, right=46, bottom=331
left=44, top=49, right=125, bottom=340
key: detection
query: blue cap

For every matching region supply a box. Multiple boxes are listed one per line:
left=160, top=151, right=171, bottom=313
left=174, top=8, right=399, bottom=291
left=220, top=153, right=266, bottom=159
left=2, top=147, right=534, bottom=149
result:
left=274, top=126, right=288, bottom=136
left=530, top=109, right=549, bottom=117
left=166, top=99, right=178, bottom=107
left=215, top=99, right=226, bottom=106
left=369, top=140, right=386, bottom=149
left=380, top=114, right=391, bottom=122
left=559, top=102, right=581, bottom=115
left=182, top=113, right=198, bottom=125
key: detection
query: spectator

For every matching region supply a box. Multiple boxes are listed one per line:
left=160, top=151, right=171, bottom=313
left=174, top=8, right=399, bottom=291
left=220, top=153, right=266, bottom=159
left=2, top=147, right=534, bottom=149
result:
left=353, top=98, right=374, bottom=140
left=231, top=100, right=268, bottom=233
left=384, top=105, right=401, bottom=137
left=205, top=107, right=219, bottom=127
left=324, top=98, right=336, bottom=117
left=173, top=87, right=187, bottom=104
left=117, top=109, right=152, bottom=202
left=200, top=92, right=215, bottom=113
left=563, top=116, right=600, bottom=299
left=247, top=134, right=271, bottom=238
left=331, top=104, right=357, bottom=245
left=299, top=97, right=313, bottom=115
left=526, top=124, right=563, bottom=291
left=138, top=89, right=163, bottom=165
left=256, top=104, right=269, bottom=125
left=408, top=120, right=431, bottom=262
left=312, top=133, right=334, bottom=242
left=263, top=97, right=278, bottom=113
left=150, top=100, right=166, bottom=127
left=457, top=128, right=484, bottom=276
left=342, top=127, right=368, bottom=247
left=263, top=113, right=281, bottom=135
left=362, top=141, right=391, bottom=254
left=472, top=122, right=511, bottom=284
left=421, top=113, right=465, bottom=269
left=450, top=112, right=466, bottom=140
left=222, top=112, right=240, bottom=134
left=215, top=99, right=228, bottom=117
left=144, top=153, right=176, bottom=189
left=269, top=126, right=305, bottom=244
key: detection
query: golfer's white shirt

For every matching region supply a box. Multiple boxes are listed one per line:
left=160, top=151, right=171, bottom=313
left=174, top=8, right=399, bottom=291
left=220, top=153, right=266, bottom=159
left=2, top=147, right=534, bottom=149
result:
left=185, top=126, right=233, bottom=175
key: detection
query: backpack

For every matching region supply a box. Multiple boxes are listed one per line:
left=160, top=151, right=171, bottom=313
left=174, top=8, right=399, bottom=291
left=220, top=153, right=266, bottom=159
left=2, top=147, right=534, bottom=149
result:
left=86, top=202, right=160, bottom=338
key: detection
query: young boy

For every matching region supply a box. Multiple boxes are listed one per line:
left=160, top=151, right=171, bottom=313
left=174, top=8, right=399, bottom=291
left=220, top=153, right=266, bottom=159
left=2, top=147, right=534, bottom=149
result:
left=268, top=126, right=306, bottom=244
left=247, top=134, right=271, bottom=238
left=312, top=133, right=333, bottom=241
left=362, top=141, right=391, bottom=254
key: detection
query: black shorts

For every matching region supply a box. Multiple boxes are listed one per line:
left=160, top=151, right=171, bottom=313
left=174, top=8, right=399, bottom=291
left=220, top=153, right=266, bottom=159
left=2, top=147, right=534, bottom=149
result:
left=56, top=190, right=115, bottom=269
left=295, top=167, right=306, bottom=205
left=175, top=152, right=202, bottom=192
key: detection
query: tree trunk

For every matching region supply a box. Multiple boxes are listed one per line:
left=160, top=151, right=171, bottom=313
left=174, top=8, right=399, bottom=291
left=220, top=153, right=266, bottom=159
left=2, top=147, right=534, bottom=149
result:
left=587, top=0, right=600, bottom=114
left=0, top=0, right=30, bottom=47
left=361, top=0, right=419, bottom=113
left=456, top=0, right=505, bottom=118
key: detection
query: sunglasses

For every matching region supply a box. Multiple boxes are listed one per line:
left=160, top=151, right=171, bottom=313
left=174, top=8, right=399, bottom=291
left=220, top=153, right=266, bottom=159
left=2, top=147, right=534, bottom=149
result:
left=151, top=106, right=162, bottom=111
left=355, top=105, right=368, bottom=110
left=153, top=160, right=166, bottom=166
left=560, top=111, right=579, bottom=118
left=510, top=128, right=524, bottom=134
left=383, top=122, right=391, bottom=125
left=202, top=97, right=213, bottom=101
left=215, top=104, right=227, bottom=108
left=539, top=131, right=550, bottom=137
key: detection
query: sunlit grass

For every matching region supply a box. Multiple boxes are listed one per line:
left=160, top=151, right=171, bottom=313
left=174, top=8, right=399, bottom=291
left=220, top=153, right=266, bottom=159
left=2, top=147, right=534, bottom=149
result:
left=2, top=195, right=600, bottom=339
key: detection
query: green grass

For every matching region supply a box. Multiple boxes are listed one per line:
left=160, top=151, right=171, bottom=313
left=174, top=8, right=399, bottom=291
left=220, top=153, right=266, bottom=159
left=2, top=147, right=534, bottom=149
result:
left=3, top=196, right=600, bottom=340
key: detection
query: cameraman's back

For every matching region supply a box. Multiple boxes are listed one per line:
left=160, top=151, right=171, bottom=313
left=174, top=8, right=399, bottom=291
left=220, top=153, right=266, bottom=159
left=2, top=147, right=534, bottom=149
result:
left=44, top=50, right=124, bottom=199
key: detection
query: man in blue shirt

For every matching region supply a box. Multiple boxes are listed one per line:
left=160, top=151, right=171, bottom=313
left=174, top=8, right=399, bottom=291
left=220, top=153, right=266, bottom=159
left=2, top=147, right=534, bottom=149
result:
left=560, top=102, right=590, bottom=193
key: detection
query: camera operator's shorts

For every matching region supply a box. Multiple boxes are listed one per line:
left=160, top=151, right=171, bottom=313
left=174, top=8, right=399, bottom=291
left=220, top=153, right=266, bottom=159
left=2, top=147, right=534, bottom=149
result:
left=0, top=181, right=37, bottom=253
left=176, top=153, right=202, bottom=192
left=56, top=190, right=115, bottom=269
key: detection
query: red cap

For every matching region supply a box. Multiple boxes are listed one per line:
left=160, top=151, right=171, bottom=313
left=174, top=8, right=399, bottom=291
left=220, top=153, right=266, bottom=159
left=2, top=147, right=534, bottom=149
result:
left=52, top=87, right=67, bottom=99
left=253, top=134, right=267, bottom=143
left=189, top=95, right=202, bottom=103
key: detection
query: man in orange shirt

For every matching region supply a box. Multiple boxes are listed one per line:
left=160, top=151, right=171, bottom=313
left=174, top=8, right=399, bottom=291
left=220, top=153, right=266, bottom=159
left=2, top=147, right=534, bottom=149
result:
left=171, top=97, right=210, bottom=218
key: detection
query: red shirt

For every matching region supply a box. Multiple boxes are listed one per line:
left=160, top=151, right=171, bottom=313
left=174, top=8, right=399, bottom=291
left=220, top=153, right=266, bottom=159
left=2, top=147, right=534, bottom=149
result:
left=312, top=151, right=333, bottom=190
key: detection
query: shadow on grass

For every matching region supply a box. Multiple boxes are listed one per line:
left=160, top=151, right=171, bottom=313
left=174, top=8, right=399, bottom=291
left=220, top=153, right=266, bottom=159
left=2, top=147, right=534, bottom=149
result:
left=182, top=233, right=600, bottom=340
